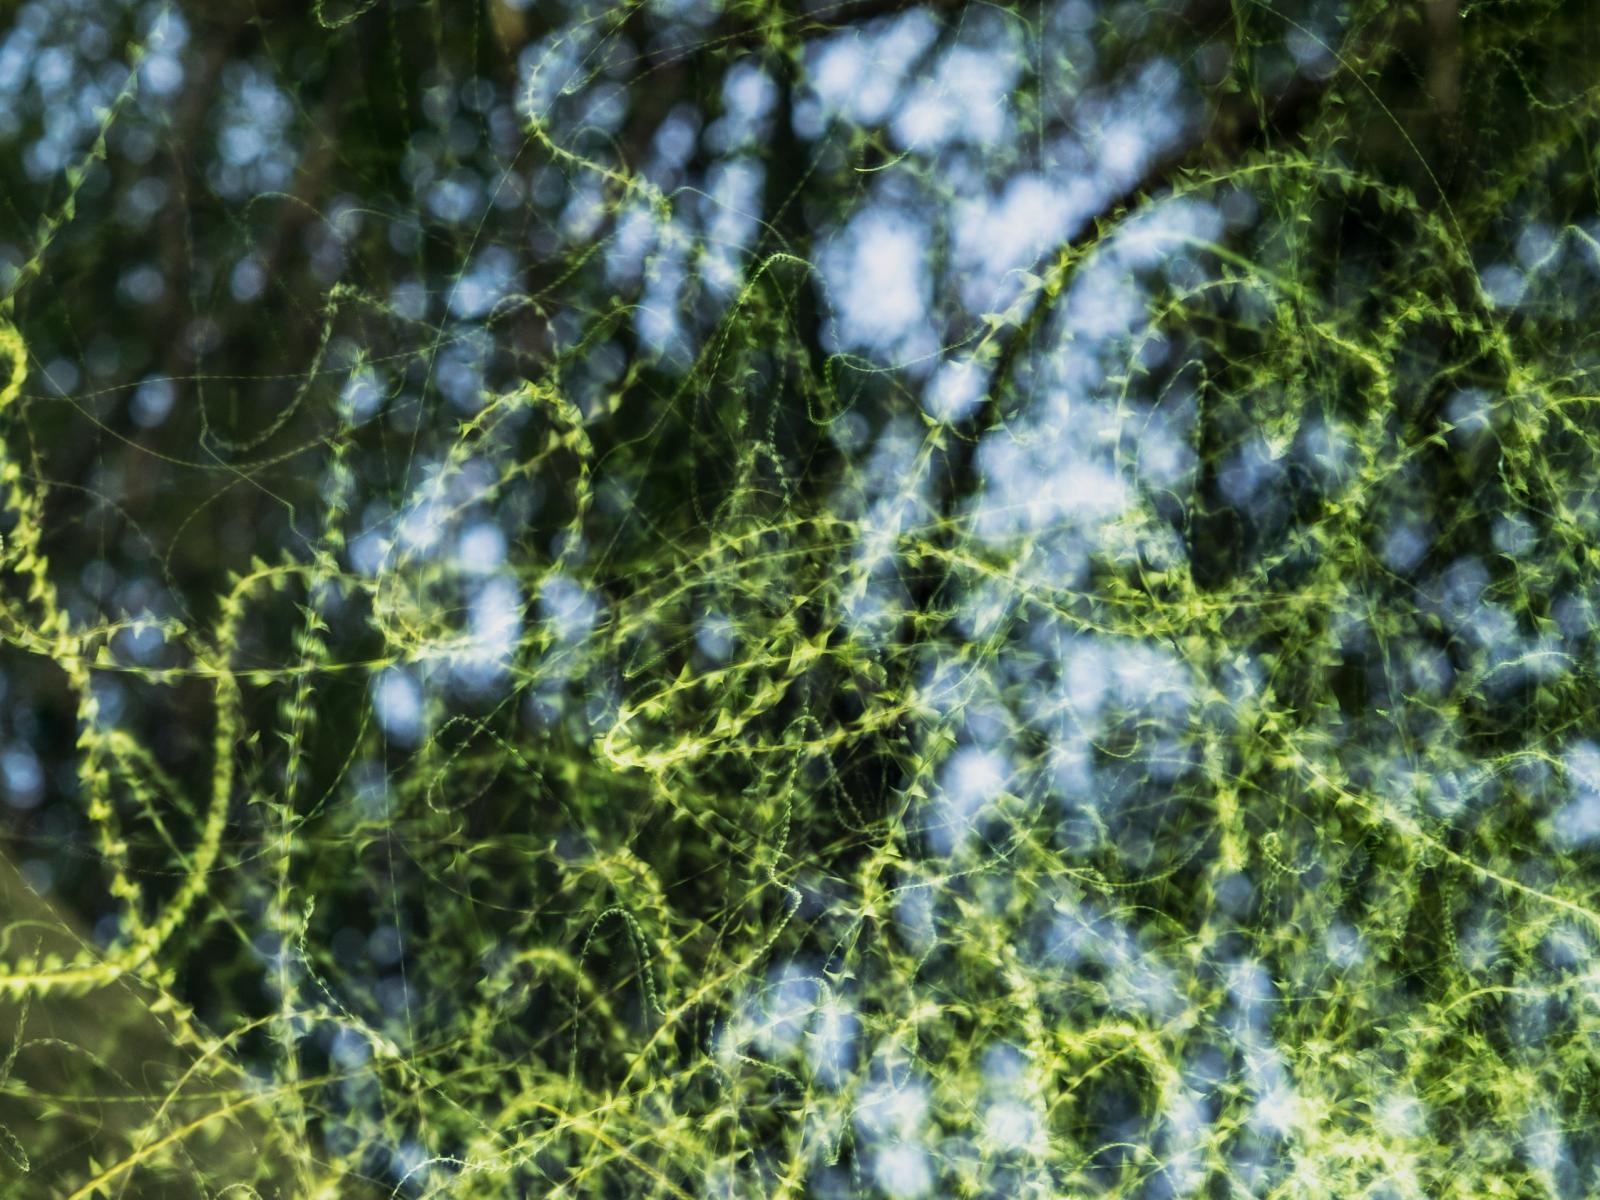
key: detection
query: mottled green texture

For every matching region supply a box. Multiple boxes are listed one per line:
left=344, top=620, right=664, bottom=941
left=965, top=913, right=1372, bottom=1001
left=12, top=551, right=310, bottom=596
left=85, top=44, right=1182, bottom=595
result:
left=1, top=0, right=1599, bottom=1197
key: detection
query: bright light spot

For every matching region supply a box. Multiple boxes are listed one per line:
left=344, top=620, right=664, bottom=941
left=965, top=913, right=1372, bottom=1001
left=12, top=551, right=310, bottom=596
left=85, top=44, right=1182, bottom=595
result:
left=872, top=1143, right=932, bottom=1199
left=372, top=669, right=424, bottom=746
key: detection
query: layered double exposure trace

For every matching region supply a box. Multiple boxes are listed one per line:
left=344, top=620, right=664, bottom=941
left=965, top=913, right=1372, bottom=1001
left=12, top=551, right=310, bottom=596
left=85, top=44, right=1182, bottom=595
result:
left=1, top=0, right=1599, bottom=1196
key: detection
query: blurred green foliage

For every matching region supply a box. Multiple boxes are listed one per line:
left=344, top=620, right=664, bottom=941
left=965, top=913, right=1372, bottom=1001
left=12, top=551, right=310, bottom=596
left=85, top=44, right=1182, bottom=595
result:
left=2, top=0, right=1600, bottom=1196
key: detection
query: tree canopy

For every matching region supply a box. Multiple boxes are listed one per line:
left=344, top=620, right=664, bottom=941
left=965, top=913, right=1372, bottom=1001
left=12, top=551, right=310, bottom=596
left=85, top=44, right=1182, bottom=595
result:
left=2, top=0, right=1600, bottom=1196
